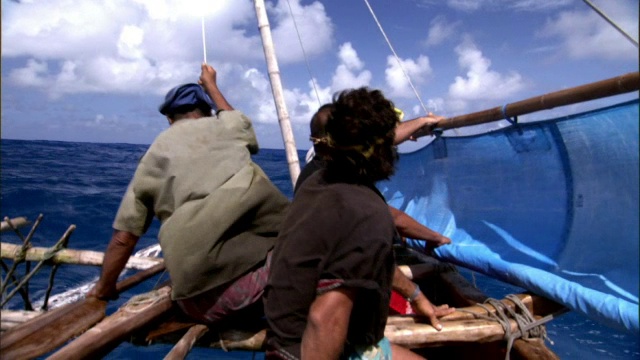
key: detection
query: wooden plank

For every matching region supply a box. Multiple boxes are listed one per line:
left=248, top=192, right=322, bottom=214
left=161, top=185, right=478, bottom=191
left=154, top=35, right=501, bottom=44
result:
left=164, top=324, right=209, bottom=360
left=48, top=286, right=174, bottom=360
left=512, top=338, right=560, bottom=360
left=385, top=318, right=519, bottom=347
left=0, top=310, right=43, bottom=323
left=1, top=242, right=162, bottom=269
left=0, top=297, right=107, bottom=359
left=0, top=310, right=43, bottom=332
left=0, top=263, right=165, bottom=360
left=386, top=293, right=536, bottom=326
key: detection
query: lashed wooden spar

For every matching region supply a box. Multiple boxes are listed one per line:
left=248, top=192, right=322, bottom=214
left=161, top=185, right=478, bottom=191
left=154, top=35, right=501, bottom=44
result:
left=412, top=71, right=640, bottom=137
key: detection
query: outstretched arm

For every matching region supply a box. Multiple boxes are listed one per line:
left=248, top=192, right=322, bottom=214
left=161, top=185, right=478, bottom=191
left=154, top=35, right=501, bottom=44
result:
left=389, top=206, right=451, bottom=247
left=302, top=287, right=356, bottom=360
left=394, top=113, right=444, bottom=145
left=199, top=63, right=234, bottom=111
left=87, top=230, right=140, bottom=300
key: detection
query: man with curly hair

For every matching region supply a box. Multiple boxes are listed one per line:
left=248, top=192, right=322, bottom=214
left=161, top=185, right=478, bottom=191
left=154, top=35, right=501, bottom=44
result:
left=296, top=103, right=451, bottom=251
left=264, top=88, right=452, bottom=359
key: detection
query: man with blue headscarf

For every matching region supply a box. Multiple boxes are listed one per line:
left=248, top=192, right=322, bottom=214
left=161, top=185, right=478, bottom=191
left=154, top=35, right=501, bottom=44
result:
left=89, top=64, right=289, bottom=325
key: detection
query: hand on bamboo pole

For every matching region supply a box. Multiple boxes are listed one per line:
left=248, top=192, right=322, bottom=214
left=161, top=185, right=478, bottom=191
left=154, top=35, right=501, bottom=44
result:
left=410, top=291, right=456, bottom=331
left=407, top=113, right=444, bottom=141
left=87, top=230, right=140, bottom=301
left=394, top=113, right=444, bottom=144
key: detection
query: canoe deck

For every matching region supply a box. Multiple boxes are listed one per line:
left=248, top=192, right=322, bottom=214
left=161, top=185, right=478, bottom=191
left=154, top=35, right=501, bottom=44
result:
left=127, top=248, right=566, bottom=359
left=1, top=233, right=566, bottom=359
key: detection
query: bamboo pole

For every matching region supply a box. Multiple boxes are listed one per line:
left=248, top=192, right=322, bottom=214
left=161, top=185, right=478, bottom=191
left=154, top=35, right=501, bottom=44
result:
left=0, top=310, right=43, bottom=332
left=254, top=0, right=301, bottom=186
left=48, top=286, right=174, bottom=360
left=1, top=225, right=76, bottom=307
left=0, top=217, right=30, bottom=232
left=0, top=263, right=165, bottom=360
left=386, top=293, right=564, bottom=326
left=163, top=324, right=209, bottom=360
left=1, top=242, right=162, bottom=270
left=215, top=328, right=267, bottom=351
left=386, top=317, right=520, bottom=347
left=418, top=71, right=640, bottom=134
left=1, top=215, right=44, bottom=308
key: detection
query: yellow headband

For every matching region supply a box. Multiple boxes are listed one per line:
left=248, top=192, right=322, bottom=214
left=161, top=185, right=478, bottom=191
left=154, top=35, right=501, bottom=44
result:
left=311, top=135, right=386, bottom=159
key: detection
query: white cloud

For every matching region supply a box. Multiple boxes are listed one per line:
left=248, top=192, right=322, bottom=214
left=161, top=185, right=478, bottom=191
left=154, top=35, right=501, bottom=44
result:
left=425, top=16, right=461, bottom=47
left=385, top=55, right=432, bottom=98
left=0, top=0, right=268, bottom=97
left=446, top=0, right=573, bottom=12
left=268, top=0, right=334, bottom=63
left=447, top=0, right=482, bottom=12
left=330, top=43, right=372, bottom=91
left=0, top=0, right=338, bottom=135
left=338, top=42, right=365, bottom=70
left=538, top=2, right=639, bottom=61
left=507, top=0, right=573, bottom=12
left=447, top=38, right=525, bottom=110
left=117, top=25, right=146, bottom=60
left=8, top=59, right=48, bottom=87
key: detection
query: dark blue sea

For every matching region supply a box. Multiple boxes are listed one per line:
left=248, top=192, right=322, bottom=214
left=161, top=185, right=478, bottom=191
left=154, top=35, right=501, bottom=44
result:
left=1, top=139, right=638, bottom=359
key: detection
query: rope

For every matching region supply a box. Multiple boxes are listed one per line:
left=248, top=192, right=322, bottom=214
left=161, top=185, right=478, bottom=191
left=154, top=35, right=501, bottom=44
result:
left=123, top=289, right=167, bottom=313
left=201, top=17, right=207, bottom=63
left=582, top=0, right=639, bottom=48
left=362, top=0, right=429, bottom=115
left=457, top=295, right=559, bottom=360
left=501, top=104, right=518, bottom=125
left=219, top=333, right=230, bottom=352
left=285, top=0, right=322, bottom=106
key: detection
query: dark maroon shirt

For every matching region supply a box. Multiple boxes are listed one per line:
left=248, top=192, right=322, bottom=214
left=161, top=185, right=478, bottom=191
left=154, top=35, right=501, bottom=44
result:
left=264, top=170, right=396, bottom=359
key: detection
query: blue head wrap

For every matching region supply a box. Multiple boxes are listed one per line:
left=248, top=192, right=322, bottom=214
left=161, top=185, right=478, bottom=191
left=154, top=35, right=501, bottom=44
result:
left=158, top=83, right=215, bottom=115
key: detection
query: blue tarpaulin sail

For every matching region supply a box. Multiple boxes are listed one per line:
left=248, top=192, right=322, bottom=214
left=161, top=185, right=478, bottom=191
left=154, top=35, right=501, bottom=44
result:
left=380, top=99, right=639, bottom=333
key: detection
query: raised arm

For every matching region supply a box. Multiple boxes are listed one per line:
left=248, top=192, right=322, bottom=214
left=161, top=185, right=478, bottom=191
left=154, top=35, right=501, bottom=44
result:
left=199, top=63, right=234, bottom=111
left=87, top=230, right=140, bottom=300
left=301, top=287, right=356, bottom=360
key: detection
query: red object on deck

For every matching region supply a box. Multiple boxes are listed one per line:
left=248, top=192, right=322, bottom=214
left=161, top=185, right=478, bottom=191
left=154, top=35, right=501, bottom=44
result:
left=389, top=290, right=415, bottom=315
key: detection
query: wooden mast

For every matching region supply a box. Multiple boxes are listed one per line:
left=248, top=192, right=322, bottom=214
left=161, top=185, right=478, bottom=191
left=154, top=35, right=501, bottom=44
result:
left=254, top=0, right=301, bottom=186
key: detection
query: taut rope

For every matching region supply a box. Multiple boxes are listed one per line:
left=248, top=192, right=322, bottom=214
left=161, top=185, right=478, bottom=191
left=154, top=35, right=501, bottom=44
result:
left=362, top=0, right=430, bottom=115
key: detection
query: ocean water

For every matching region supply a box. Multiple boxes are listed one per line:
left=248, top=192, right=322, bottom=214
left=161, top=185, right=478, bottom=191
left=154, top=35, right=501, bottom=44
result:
left=1, top=139, right=638, bottom=359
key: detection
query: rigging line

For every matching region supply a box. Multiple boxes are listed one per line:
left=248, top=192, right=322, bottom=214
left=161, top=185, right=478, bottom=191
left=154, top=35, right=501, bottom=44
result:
left=201, top=16, right=208, bottom=63
left=362, top=0, right=429, bottom=115
left=285, top=0, right=321, bottom=106
left=582, top=0, right=639, bottom=48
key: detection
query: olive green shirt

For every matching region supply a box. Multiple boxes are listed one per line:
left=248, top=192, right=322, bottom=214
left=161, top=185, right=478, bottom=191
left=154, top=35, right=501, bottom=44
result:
left=113, top=110, right=289, bottom=300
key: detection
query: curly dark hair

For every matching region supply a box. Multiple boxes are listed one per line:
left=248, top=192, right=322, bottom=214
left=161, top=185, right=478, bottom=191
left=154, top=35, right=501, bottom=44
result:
left=323, top=87, right=398, bottom=184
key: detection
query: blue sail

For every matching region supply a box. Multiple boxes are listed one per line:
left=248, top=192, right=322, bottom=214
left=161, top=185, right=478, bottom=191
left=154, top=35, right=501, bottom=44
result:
left=379, top=99, right=639, bottom=333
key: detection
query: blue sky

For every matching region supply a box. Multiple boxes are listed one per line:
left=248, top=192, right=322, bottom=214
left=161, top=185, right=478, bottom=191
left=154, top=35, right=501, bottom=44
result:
left=1, top=0, right=638, bottom=151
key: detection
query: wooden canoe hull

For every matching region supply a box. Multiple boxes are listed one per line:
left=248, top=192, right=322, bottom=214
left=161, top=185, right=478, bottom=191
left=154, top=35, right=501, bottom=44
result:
left=0, top=246, right=565, bottom=359
left=132, top=248, right=565, bottom=359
